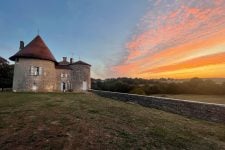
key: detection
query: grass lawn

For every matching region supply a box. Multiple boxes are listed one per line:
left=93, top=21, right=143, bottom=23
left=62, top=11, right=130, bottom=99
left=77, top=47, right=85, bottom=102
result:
left=0, top=92, right=225, bottom=149
left=152, top=94, right=225, bottom=104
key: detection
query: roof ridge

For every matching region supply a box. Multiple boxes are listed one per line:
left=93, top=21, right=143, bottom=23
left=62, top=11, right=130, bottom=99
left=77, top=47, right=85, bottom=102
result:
left=70, top=60, right=91, bottom=66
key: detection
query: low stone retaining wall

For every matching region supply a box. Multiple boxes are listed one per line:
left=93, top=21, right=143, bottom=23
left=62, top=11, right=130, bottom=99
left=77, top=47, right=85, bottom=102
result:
left=91, top=90, right=225, bottom=124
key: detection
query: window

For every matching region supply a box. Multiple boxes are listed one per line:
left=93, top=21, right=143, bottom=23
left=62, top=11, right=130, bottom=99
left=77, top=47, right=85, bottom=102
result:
left=61, top=73, right=64, bottom=78
left=61, top=73, right=68, bottom=78
left=30, top=66, right=42, bottom=76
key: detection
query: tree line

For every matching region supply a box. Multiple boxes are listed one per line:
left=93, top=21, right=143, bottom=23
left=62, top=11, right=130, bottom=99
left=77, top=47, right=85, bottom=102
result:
left=91, top=77, right=225, bottom=95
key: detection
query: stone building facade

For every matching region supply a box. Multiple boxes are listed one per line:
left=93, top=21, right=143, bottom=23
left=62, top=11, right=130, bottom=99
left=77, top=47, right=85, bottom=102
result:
left=9, top=35, right=91, bottom=92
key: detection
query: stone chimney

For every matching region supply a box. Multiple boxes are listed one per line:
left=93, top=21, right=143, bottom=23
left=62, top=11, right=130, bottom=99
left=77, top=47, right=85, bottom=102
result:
left=63, top=57, right=67, bottom=62
left=19, top=41, right=24, bottom=50
left=70, top=58, right=74, bottom=64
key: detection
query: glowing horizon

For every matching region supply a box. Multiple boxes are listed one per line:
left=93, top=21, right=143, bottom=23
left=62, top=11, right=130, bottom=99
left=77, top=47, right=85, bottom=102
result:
left=113, top=0, right=225, bottom=79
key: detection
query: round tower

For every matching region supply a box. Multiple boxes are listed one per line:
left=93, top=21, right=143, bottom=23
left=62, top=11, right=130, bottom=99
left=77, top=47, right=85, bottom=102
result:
left=9, top=35, right=57, bottom=92
left=70, top=60, right=91, bottom=91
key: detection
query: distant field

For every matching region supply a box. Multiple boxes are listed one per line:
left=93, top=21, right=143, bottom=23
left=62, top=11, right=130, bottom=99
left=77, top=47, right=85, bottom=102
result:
left=0, top=93, right=225, bottom=149
left=152, top=94, right=225, bottom=104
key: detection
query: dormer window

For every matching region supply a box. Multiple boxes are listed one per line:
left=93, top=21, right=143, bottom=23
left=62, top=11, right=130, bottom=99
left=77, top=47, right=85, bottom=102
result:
left=30, top=66, right=42, bottom=76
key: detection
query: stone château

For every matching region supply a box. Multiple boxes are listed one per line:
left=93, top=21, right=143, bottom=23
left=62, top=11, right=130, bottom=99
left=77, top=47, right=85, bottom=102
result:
left=9, top=35, right=91, bottom=92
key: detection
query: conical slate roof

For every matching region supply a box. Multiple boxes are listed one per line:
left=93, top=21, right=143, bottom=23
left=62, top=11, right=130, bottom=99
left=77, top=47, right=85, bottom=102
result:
left=9, top=35, right=57, bottom=62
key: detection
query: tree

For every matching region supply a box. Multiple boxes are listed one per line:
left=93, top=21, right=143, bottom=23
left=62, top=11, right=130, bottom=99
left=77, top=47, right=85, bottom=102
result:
left=221, top=82, right=225, bottom=95
left=166, top=83, right=179, bottom=94
left=91, top=77, right=224, bottom=95
left=129, top=87, right=145, bottom=95
left=0, top=64, right=14, bottom=91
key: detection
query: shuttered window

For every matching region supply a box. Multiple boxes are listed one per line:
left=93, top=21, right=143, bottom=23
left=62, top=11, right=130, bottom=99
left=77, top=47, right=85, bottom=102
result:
left=39, top=67, right=42, bottom=75
left=30, top=66, right=35, bottom=75
left=30, top=66, right=43, bottom=76
left=61, top=73, right=68, bottom=78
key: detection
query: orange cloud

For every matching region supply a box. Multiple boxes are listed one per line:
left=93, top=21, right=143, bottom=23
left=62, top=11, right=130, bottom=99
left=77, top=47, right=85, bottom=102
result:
left=113, top=0, right=225, bottom=79
left=126, top=5, right=224, bottom=61
left=139, top=64, right=225, bottom=79
left=142, top=52, right=225, bottom=74
left=114, top=31, right=225, bottom=76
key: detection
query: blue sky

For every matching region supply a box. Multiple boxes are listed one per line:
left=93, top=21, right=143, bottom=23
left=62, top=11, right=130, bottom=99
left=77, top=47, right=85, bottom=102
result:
left=0, top=0, right=149, bottom=78
left=2, top=0, right=224, bottom=79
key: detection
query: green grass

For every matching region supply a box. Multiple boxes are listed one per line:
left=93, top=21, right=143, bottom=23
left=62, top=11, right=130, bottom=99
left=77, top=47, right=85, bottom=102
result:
left=152, top=94, right=225, bottom=104
left=0, top=92, right=225, bottom=149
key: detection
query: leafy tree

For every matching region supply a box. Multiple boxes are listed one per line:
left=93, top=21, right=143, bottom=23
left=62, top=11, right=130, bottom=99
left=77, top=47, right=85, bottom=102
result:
left=166, top=83, right=180, bottom=94
left=221, top=82, right=225, bottom=95
left=0, top=64, right=14, bottom=91
left=129, top=87, right=145, bottom=95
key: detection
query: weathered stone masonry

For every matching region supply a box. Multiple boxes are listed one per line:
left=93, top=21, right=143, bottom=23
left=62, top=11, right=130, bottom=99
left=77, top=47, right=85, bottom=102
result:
left=13, top=58, right=57, bottom=92
left=9, top=35, right=91, bottom=92
left=91, top=90, right=225, bottom=124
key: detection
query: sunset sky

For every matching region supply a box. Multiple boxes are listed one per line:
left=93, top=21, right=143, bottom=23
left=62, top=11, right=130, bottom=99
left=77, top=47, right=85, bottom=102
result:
left=0, top=0, right=225, bottom=79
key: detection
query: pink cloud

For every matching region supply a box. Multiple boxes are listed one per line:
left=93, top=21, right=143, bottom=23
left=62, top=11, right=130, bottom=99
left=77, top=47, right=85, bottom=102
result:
left=113, top=0, right=225, bottom=78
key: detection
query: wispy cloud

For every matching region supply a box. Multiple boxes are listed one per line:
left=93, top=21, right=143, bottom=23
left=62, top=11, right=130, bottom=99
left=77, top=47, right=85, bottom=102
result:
left=113, top=0, right=225, bottom=78
left=142, top=52, right=225, bottom=74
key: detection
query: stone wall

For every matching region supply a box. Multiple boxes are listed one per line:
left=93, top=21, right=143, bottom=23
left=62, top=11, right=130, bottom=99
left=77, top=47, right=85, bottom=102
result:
left=91, top=90, right=225, bottom=123
left=13, top=58, right=57, bottom=92
left=55, top=69, right=72, bottom=91
left=70, top=64, right=91, bottom=91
